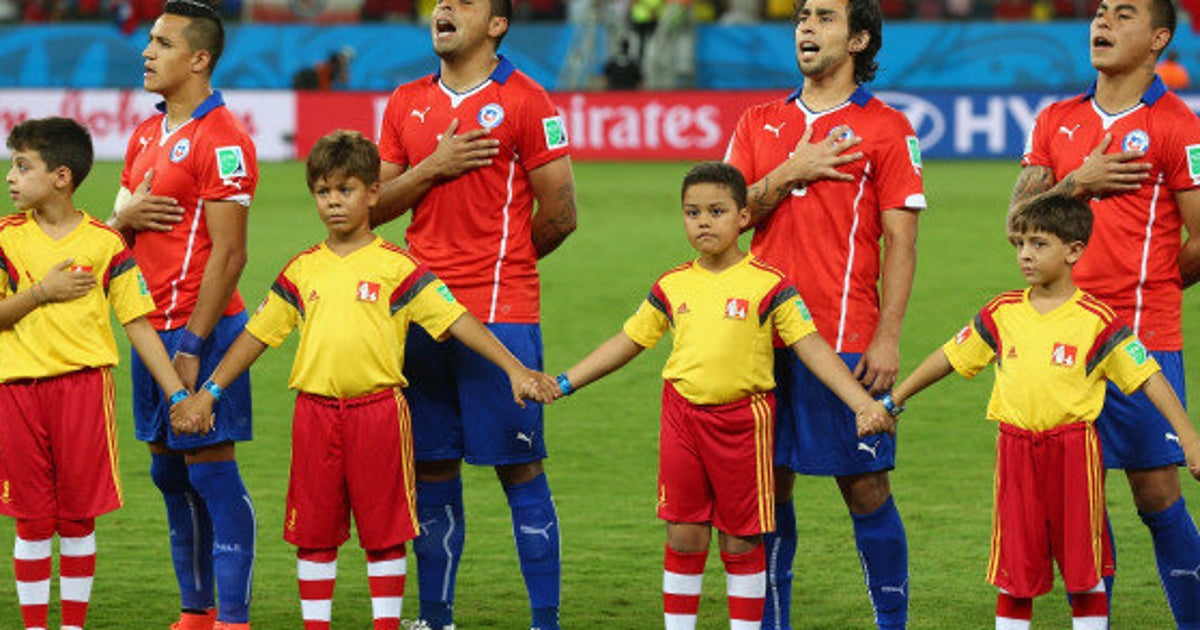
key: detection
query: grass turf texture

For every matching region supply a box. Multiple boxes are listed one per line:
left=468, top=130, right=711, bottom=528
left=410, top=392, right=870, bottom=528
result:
left=0, top=159, right=1196, bottom=628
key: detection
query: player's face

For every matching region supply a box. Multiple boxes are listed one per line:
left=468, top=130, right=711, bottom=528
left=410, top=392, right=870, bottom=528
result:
left=6, top=150, right=64, bottom=212
left=142, top=14, right=201, bottom=96
left=1011, top=229, right=1082, bottom=288
left=682, top=183, right=750, bottom=260
left=794, top=0, right=862, bottom=81
left=1090, top=0, right=1171, bottom=74
left=431, top=0, right=507, bottom=61
left=312, top=174, right=380, bottom=239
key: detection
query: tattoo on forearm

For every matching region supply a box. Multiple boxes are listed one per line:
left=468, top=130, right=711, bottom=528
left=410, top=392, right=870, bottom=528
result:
left=1010, top=167, right=1055, bottom=208
left=553, top=182, right=577, bottom=231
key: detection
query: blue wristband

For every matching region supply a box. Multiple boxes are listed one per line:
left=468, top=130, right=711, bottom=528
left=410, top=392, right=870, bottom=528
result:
left=201, top=379, right=223, bottom=402
left=176, top=329, right=205, bottom=356
left=556, top=373, right=575, bottom=396
left=878, top=392, right=904, bottom=417
left=169, top=389, right=189, bottom=406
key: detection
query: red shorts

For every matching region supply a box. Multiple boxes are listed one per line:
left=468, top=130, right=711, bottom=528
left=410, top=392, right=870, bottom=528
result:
left=657, top=381, right=775, bottom=536
left=0, top=368, right=121, bottom=520
left=988, top=421, right=1114, bottom=598
left=284, top=388, right=419, bottom=550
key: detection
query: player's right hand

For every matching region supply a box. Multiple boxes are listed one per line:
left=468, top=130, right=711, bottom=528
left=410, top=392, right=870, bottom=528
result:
left=1072, top=133, right=1151, bottom=198
left=428, top=119, right=501, bottom=179
left=39, top=258, right=96, bottom=302
left=114, top=169, right=183, bottom=232
left=786, top=124, right=863, bottom=185
left=855, top=401, right=895, bottom=437
left=169, top=394, right=214, bottom=435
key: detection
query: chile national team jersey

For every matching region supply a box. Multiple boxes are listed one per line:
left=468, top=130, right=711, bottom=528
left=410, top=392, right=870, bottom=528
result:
left=120, top=91, right=257, bottom=331
left=725, top=86, right=927, bottom=353
left=1023, top=77, right=1200, bottom=351
left=377, top=55, right=569, bottom=324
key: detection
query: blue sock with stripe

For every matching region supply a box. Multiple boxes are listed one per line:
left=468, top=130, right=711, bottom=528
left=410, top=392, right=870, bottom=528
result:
left=851, top=496, right=909, bottom=630
left=413, top=477, right=464, bottom=627
left=762, top=498, right=796, bottom=630
left=1141, top=497, right=1200, bottom=628
left=150, top=453, right=214, bottom=612
left=505, top=473, right=561, bottom=630
left=189, top=460, right=256, bottom=624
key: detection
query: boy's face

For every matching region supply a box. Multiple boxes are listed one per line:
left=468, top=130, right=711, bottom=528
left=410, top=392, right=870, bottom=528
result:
left=1011, top=229, right=1084, bottom=287
left=6, top=149, right=68, bottom=212
left=681, top=182, right=749, bottom=258
left=312, top=173, right=379, bottom=238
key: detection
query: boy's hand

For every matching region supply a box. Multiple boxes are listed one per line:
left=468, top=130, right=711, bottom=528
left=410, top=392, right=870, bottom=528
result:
left=855, top=401, right=895, bottom=437
left=1183, top=437, right=1200, bottom=481
left=169, top=393, right=214, bottom=435
left=39, top=258, right=95, bottom=302
left=510, top=368, right=557, bottom=407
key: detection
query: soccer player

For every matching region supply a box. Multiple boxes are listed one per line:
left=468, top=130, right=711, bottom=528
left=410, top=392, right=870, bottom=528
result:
left=861, top=195, right=1200, bottom=630
left=2, top=117, right=188, bottom=630
left=169, top=130, right=556, bottom=630
left=372, top=1, right=578, bottom=628
left=724, top=0, right=925, bottom=627
left=552, top=162, right=889, bottom=630
left=1010, top=0, right=1200, bottom=624
left=110, top=1, right=259, bottom=628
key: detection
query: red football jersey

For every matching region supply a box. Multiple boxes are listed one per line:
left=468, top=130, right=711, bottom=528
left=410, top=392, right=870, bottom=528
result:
left=120, top=92, right=257, bottom=330
left=726, top=87, right=927, bottom=352
left=1024, top=78, right=1200, bottom=351
left=378, top=56, right=569, bottom=324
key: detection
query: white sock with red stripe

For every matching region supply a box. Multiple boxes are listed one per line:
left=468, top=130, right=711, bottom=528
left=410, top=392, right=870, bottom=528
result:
left=995, top=588, right=1032, bottom=630
left=58, top=518, right=97, bottom=630
left=1070, top=581, right=1108, bottom=630
left=722, top=546, right=765, bottom=629
left=366, top=545, right=406, bottom=630
left=297, top=548, right=339, bottom=630
left=664, top=544, right=707, bottom=630
left=14, top=519, right=53, bottom=630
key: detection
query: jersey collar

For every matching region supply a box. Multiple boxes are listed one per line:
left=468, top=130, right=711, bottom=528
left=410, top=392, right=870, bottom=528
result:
left=432, top=54, right=516, bottom=85
left=1081, top=75, right=1167, bottom=107
left=786, top=84, right=873, bottom=107
left=154, top=90, right=227, bottom=119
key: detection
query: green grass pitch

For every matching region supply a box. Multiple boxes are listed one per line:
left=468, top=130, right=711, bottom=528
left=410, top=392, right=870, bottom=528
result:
left=0, top=159, right=1197, bottom=628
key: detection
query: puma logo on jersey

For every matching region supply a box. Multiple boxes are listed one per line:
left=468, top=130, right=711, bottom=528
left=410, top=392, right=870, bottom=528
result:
left=1166, top=433, right=1182, bottom=446
left=1058, top=124, right=1081, bottom=140
left=763, top=122, right=786, bottom=138
left=879, top=579, right=909, bottom=597
left=411, top=107, right=431, bottom=123
left=519, top=522, right=556, bottom=541
left=1169, top=564, right=1200, bottom=582
left=515, top=431, right=534, bottom=448
left=857, top=442, right=879, bottom=459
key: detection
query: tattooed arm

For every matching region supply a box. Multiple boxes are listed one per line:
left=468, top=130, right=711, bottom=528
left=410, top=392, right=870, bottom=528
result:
left=530, top=156, right=578, bottom=259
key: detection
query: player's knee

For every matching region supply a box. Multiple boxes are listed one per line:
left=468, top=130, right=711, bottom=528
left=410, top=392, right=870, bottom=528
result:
left=1129, top=467, right=1182, bottom=514
left=56, top=518, right=95, bottom=538
left=16, top=517, right=55, bottom=541
left=150, top=453, right=191, bottom=495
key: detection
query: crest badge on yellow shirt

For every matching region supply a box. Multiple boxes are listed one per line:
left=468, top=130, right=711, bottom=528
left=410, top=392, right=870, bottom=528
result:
left=724, top=298, right=748, bottom=320
left=1051, top=343, right=1077, bottom=367
left=357, top=281, right=380, bottom=303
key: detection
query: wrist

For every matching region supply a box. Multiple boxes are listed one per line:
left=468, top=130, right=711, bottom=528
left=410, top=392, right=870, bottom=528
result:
left=200, top=379, right=222, bottom=402
left=30, top=283, right=46, bottom=306
left=176, top=328, right=205, bottom=356
left=878, top=392, right=904, bottom=417
left=168, top=389, right=189, bottom=407
left=556, top=373, right=575, bottom=397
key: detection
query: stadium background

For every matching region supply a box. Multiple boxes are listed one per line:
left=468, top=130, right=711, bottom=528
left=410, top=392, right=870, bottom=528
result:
left=2, top=1, right=1200, bottom=627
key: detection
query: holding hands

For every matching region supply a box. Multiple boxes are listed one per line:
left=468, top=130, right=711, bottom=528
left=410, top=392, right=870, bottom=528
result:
left=855, top=399, right=896, bottom=438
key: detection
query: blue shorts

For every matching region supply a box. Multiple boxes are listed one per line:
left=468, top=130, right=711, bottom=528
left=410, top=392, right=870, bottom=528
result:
left=404, top=322, right=545, bottom=466
left=1096, top=350, right=1186, bottom=470
left=774, top=350, right=895, bottom=476
left=132, top=312, right=253, bottom=449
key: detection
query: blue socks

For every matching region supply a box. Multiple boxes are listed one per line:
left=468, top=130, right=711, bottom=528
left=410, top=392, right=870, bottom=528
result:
left=151, top=453, right=215, bottom=612
left=504, top=473, right=561, bottom=630
left=762, top=498, right=797, bottom=630
left=851, top=496, right=909, bottom=630
left=188, top=460, right=257, bottom=624
left=413, top=477, right=465, bottom=628
left=1140, top=497, right=1200, bottom=628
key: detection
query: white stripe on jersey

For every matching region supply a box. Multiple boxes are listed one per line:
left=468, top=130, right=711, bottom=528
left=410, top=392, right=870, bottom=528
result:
left=836, top=163, right=871, bottom=352
left=165, top=198, right=206, bottom=329
left=1135, top=174, right=1165, bottom=336
left=488, top=160, right=518, bottom=323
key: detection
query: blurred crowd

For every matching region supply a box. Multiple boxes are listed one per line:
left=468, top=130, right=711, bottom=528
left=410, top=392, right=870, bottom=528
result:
left=0, top=0, right=1127, bottom=24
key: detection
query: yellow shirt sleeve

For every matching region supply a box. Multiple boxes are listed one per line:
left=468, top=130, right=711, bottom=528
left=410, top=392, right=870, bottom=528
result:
left=942, top=320, right=996, bottom=379
left=405, top=277, right=468, bottom=340
left=1099, top=334, right=1161, bottom=395
left=769, top=285, right=818, bottom=347
left=107, top=251, right=156, bottom=325
left=622, top=297, right=669, bottom=349
left=245, top=276, right=301, bottom=348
